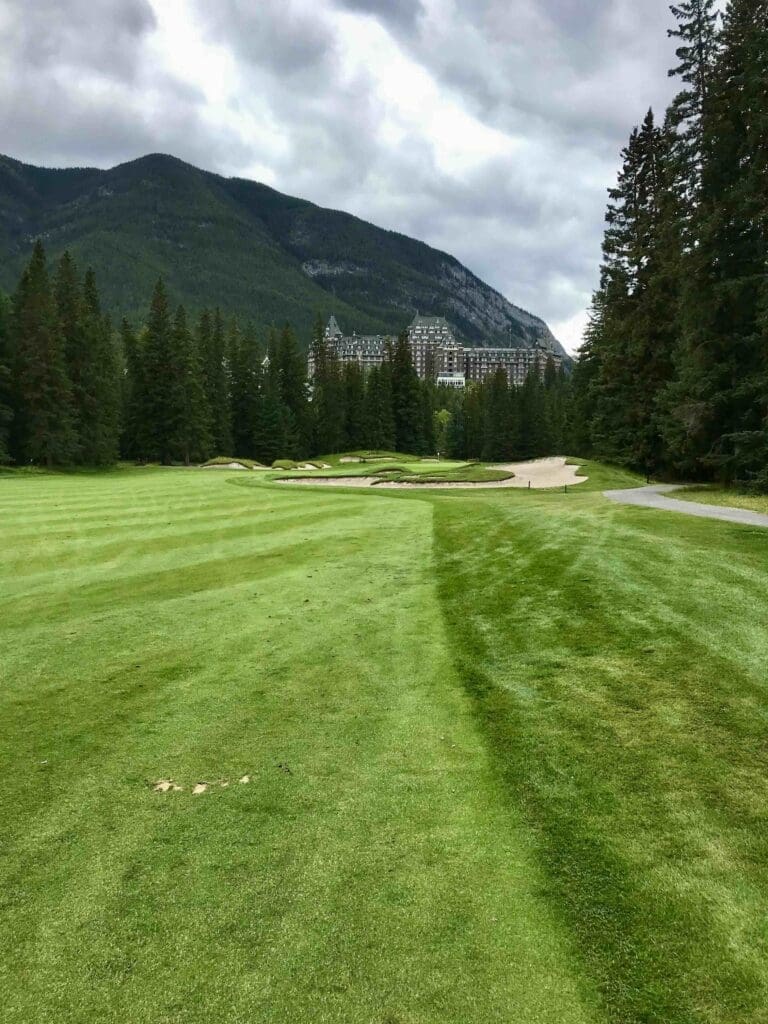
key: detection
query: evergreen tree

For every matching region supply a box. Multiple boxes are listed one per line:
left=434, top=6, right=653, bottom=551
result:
left=481, top=369, right=513, bottom=461
left=168, top=305, right=211, bottom=465
left=202, top=308, right=232, bottom=455
left=434, top=407, right=452, bottom=457
left=275, top=323, right=309, bottom=456
left=390, top=332, right=423, bottom=453
left=518, top=366, right=547, bottom=459
left=121, top=318, right=150, bottom=461
left=463, top=384, right=484, bottom=459
left=141, top=278, right=175, bottom=463
left=11, top=241, right=77, bottom=466
left=253, top=367, right=286, bottom=465
left=0, top=291, right=13, bottom=463
left=363, top=364, right=395, bottom=450
left=420, top=381, right=437, bottom=456
left=230, top=322, right=262, bottom=458
left=667, top=0, right=720, bottom=210
left=310, top=315, right=345, bottom=455
left=77, top=269, right=121, bottom=465
left=664, top=0, right=768, bottom=482
left=342, top=361, right=366, bottom=450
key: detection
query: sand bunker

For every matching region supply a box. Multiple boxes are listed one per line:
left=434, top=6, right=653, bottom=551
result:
left=279, top=458, right=587, bottom=490
left=202, top=462, right=249, bottom=471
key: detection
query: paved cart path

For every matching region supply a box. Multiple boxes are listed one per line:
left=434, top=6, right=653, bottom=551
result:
left=604, top=484, right=768, bottom=528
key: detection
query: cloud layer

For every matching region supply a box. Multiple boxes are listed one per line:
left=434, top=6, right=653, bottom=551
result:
left=0, top=0, right=684, bottom=350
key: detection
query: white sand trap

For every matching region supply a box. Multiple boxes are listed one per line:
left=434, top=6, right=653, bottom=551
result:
left=279, top=458, right=587, bottom=490
left=339, top=456, right=363, bottom=463
left=488, top=457, right=588, bottom=489
left=202, top=462, right=249, bottom=471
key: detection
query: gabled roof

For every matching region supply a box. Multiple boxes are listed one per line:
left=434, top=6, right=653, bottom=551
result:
left=326, top=314, right=342, bottom=338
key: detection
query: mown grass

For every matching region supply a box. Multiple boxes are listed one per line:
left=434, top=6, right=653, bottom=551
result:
left=3, top=462, right=767, bottom=1023
left=0, top=467, right=598, bottom=1024
left=433, top=484, right=768, bottom=1023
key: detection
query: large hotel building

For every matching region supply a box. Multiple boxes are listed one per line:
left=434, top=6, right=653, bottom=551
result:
left=309, top=314, right=560, bottom=388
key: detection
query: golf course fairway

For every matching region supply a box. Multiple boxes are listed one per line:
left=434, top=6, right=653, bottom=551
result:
left=1, top=464, right=766, bottom=1023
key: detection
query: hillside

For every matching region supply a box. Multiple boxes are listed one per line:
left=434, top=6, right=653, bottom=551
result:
left=0, top=153, right=566, bottom=355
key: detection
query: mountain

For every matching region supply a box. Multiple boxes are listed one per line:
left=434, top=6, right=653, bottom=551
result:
left=0, top=152, right=566, bottom=356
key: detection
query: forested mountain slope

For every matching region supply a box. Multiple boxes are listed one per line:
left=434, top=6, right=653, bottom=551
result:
left=0, top=152, right=565, bottom=353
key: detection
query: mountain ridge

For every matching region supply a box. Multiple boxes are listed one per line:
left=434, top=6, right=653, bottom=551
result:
left=0, top=151, right=567, bottom=357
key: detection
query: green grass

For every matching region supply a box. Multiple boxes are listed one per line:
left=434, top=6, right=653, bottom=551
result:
left=202, top=456, right=267, bottom=469
left=433, top=484, right=768, bottom=1023
left=2, top=462, right=767, bottom=1022
left=0, top=468, right=598, bottom=1024
left=676, top=486, right=768, bottom=515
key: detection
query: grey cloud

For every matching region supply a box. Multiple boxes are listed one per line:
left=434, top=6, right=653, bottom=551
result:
left=333, top=0, right=424, bottom=31
left=6, top=0, right=156, bottom=82
left=0, top=0, right=687, bottom=350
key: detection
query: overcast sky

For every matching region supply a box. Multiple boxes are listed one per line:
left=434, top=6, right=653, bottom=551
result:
left=0, top=0, right=686, bottom=352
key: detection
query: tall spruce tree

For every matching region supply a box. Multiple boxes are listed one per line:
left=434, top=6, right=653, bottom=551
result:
left=664, top=0, right=768, bottom=482
left=168, top=305, right=211, bottom=465
left=0, top=291, right=13, bottom=463
left=343, top=361, right=366, bottom=450
left=202, top=308, right=233, bottom=456
left=390, top=332, right=423, bottom=453
left=12, top=241, right=77, bottom=466
left=667, top=0, right=720, bottom=211
left=230, top=322, right=262, bottom=458
left=310, top=315, right=345, bottom=455
left=363, top=363, right=395, bottom=450
left=120, top=318, right=150, bottom=461
left=275, top=323, right=309, bottom=456
left=77, top=269, right=121, bottom=465
left=141, top=278, right=175, bottom=463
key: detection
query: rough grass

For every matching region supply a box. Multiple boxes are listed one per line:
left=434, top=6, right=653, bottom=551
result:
left=0, top=468, right=598, bottom=1024
left=676, top=486, right=768, bottom=516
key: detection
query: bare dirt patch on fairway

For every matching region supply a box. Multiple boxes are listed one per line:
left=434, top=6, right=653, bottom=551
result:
left=279, top=458, right=588, bottom=490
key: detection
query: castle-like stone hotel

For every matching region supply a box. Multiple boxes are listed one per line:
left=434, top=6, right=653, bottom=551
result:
left=309, top=314, right=561, bottom=388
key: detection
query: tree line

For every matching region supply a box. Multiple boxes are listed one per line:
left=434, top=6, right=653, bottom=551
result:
left=0, top=241, right=571, bottom=468
left=571, top=0, right=768, bottom=488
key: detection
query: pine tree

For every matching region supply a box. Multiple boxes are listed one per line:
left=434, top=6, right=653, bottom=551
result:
left=481, top=369, right=513, bottom=461
left=76, top=269, right=121, bottom=465
left=202, top=308, right=232, bottom=455
left=310, top=317, right=346, bottom=456
left=253, top=367, right=286, bottom=465
left=667, top=0, right=720, bottom=210
left=0, top=291, right=13, bottom=463
left=230, top=322, right=262, bottom=458
left=168, top=305, right=211, bottom=465
left=141, top=278, right=175, bottom=463
left=665, top=0, right=768, bottom=482
left=121, top=318, right=150, bottom=461
left=363, top=364, right=395, bottom=451
left=12, top=241, right=77, bottom=466
left=390, top=332, right=423, bottom=453
left=275, top=323, right=309, bottom=456
left=343, top=361, right=366, bottom=450
left=518, top=366, right=547, bottom=458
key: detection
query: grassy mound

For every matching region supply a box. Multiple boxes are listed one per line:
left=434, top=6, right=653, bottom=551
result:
left=202, top=457, right=266, bottom=470
left=375, top=465, right=513, bottom=485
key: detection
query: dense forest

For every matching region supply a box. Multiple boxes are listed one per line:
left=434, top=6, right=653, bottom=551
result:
left=571, top=0, right=768, bottom=489
left=0, top=241, right=569, bottom=468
